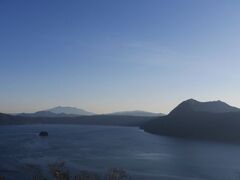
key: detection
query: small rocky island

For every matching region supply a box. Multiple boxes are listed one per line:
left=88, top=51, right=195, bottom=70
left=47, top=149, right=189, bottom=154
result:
left=39, top=131, right=48, bottom=137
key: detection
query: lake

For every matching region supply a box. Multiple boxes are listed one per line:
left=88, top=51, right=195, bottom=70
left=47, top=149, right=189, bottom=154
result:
left=1, top=124, right=240, bottom=180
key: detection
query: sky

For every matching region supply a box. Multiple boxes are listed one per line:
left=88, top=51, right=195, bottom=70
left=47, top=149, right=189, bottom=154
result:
left=1, top=0, right=240, bottom=114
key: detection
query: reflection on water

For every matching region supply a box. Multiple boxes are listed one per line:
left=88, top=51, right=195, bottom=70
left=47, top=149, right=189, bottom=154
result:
left=1, top=125, right=240, bottom=180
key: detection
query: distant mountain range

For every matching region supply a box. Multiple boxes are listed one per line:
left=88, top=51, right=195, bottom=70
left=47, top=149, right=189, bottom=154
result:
left=15, top=106, right=163, bottom=118
left=0, top=113, right=12, bottom=120
left=142, top=99, right=240, bottom=142
left=0, top=106, right=163, bottom=127
left=0, top=112, right=153, bottom=127
left=46, top=106, right=95, bottom=116
left=17, top=106, right=95, bottom=117
left=107, top=110, right=165, bottom=117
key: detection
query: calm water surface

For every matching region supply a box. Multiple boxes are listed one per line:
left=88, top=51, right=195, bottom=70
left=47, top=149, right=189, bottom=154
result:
left=1, top=125, right=240, bottom=180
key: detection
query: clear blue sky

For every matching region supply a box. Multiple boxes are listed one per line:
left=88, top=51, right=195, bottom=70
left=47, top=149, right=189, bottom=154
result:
left=1, top=0, right=240, bottom=114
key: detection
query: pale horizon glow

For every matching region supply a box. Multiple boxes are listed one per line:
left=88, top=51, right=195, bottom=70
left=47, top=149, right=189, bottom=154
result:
left=1, top=0, right=240, bottom=114
left=2, top=98, right=240, bottom=115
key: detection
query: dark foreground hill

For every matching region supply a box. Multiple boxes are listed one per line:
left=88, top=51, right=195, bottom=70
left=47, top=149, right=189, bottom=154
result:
left=169, top=99, right=240, bottom=115
left=0, top=113, right=153, bottom=127
left=142, top=99, right=240, bottom=142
